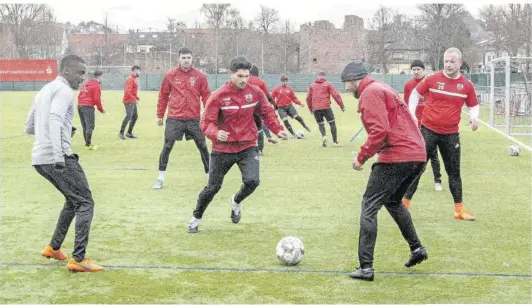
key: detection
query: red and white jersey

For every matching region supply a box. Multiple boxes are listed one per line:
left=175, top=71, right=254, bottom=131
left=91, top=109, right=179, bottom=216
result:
left=415, top=71, right=478, bottom=134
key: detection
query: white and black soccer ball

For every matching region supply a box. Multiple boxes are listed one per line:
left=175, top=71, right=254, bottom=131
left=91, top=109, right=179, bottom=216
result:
left=295, top=130, right=305, bottom=138
left=276, top=236, right=304, bottom=266
left=509, top=145, right=521, bottom=156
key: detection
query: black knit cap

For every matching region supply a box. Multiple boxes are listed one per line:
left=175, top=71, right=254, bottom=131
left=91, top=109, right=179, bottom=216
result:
left=341, top=60, right=368, bottom=82
left=410, top=60, right=425, bottom=69
left=93, top=70, right=103, bottom=77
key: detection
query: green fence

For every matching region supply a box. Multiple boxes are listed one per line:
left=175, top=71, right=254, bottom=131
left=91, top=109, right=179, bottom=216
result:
left=0, top=73, right=525, bottom=93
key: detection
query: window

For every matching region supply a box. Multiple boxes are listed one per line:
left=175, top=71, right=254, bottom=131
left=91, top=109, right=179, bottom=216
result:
left=392, top=52, right=404, bottom=60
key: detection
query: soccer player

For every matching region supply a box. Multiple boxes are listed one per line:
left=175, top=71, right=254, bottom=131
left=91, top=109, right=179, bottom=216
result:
left=271, top=74, right=311, bottom=139
left=403, top=48, right=479, bottom=221
left=403, top=60, right=443, bottom=197
left=153, top=47, right=211, bottom=189
left=248, top=65, right=278, bottom=155
left=77, top=70, right=104, bottom=150
left=341, top=59, right=427, bottom=282
left=119, top=65, right=141, bottom=140
left=25, top=55, right=103, bottom=272
left=187, top=56, right=288, bottom=233
left=306, top=71, right=345, bottom=147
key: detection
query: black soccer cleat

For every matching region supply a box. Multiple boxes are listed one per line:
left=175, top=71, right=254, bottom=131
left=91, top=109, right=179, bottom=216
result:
left=348, top=267, right=374, bottom=281
left=404, top=247, right=428, bottom=268
left=231, top=209, right=241, bottom=224
left=118, top=133, right=126, bottom=140
left=126, top=133, right=138, bottom=139
left=187, top=226, right=199, bottom=233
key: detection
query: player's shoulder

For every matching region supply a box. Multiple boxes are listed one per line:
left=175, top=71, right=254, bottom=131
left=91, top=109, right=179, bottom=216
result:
left=246, top=83, right=262, bottom=93
left=192, top=68, right=207, bottom=78
left=425, top=71, right=443, bottom=81
left=460, top=74, right=474, bottom=85
left=207, top=88, right=226, bottom=103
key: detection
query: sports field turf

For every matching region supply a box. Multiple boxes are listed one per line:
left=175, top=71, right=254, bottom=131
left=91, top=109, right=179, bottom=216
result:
left=1, top=91, right=530, bottom=303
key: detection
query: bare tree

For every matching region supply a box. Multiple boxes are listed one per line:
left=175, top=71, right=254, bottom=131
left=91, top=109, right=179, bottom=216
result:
left=255, top=6, right=280, bottom=73
left=255, top=5, right=280, bottom=35
left=480, top=4, right=532, bottom=58
left=367, top=6, right=395, bottom=73
left=0, top=4, right=61, bottom=58
left=479, top=5, right=505, bottom=57
left=416, top=4, right=472, bottom=70
left=225, top=8, right=245, bottom=56
left=201, top=3, right=231, bottom=73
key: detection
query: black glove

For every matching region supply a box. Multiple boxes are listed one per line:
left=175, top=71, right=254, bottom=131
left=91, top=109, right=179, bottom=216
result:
left=53, top=161, right=66, bottom=171
left=71, top=126, right=77, bottom=137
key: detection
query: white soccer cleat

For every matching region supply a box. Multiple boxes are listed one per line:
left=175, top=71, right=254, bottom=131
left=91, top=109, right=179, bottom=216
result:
left=434, top=183, right=443, bottom=191
left=153, top=179, right=164, bottom=189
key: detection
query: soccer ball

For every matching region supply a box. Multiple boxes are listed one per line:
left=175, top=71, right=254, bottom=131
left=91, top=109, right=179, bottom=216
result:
left=295, top=130, right=305, bottom=138
left=509, top=145, right=520, bottom=156
left=276, top=236, right=304, bottom=266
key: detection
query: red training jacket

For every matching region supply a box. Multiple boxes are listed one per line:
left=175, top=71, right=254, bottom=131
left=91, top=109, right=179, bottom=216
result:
left=123, top=73, right=139, bottom=103
left=306, top=77, right=344, bottom=111
left=415, top=71, right=478, bottom=134
left=404, top=77, right=426, bottom=127
left=271, top=85, right=302, bottom=108
left=157, top=66, right=211, bottom=120
left=77, top=79, right=104, bottom=112
left=201, top=82, right=283, bottom=153
left=356, top=77, right=426, bottom=165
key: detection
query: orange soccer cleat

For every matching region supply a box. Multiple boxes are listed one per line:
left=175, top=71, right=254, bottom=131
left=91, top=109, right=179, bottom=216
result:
left=41, top=244, right=67, bottom=261
left=66, top=258, right=104, bottom=272
left=454, top=203, right=476, bottom=221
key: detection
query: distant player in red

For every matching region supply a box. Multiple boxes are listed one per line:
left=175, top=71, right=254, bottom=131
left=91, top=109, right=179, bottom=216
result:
left=248, top=65, right=278, bottom=155
left=153, top=47, right=211, bottom=189
left=403, top=60, right=443, bottom=199
left=404, top=48, right=479, bottom=221
left=187, top=56, right=288, bottom=233
left=119, top=65, right=141, bottom=139
left=271, top=74, right=311, bottom=139
left=77, top=70, right=104, bottom=150
left=306, top=71, right=345, bottom=147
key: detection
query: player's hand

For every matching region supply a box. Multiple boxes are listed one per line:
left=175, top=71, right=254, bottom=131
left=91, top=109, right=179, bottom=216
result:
left=471, top=119, right=479, bottom=131
left=299, top=104, right=305, bottom=108
left=352, top=159, right=363, bottom=171
left=276, top=130, right=289, bottom=140
left=217, top=130, right=230, bottom=142
left=54, top=161, right=66, bottom=172
left=341, top=107, right=346, bottom=112
left=157, top=118, right=164, bottom=126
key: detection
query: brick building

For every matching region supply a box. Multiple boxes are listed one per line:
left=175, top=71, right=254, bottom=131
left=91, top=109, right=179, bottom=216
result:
left=298, top=15, right=366, bottom=74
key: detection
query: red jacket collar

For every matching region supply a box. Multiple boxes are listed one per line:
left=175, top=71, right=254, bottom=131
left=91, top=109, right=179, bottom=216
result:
left=176, top=65, right=194, bottom=73
left=356, top=77, right=376, bottom=96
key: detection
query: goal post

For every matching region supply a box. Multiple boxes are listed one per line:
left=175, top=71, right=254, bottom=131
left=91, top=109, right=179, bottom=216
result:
left=488, top=57, right=532, bottom=136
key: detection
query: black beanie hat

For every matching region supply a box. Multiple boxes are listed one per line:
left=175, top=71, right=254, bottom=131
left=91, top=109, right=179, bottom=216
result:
left=410, top=60, right=425, bottom=70
left=341, top=60, right=368, bottom=82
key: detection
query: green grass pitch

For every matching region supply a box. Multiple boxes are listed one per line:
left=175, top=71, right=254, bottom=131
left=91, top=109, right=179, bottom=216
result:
left=0, top=91, right=530, bottom=303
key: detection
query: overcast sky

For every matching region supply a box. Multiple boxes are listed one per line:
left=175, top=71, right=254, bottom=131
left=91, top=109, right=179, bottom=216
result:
left=9, top=0, right=524, bottom=33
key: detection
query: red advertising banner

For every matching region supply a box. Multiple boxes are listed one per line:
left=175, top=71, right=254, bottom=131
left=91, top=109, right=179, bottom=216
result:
left=0, top=60, right=58, bottom=81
